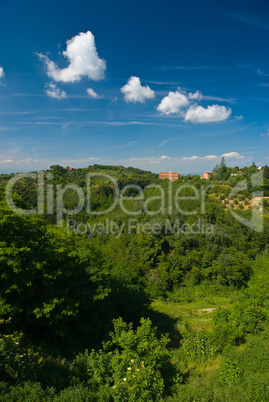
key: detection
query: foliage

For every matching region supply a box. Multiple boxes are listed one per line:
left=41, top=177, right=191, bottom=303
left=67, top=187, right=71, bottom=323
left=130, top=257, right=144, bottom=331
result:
left=0, top=163, right=268, bottom=399
left=71, top=317, right=172, bottom=401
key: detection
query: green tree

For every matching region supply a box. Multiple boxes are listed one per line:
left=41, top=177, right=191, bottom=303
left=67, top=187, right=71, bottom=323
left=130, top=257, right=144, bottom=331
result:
left=264, top=165, right=269, bottom=180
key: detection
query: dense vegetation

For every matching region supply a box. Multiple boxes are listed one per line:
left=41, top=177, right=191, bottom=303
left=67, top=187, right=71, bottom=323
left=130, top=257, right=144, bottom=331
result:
left=0, top=161, right=269, bottom=400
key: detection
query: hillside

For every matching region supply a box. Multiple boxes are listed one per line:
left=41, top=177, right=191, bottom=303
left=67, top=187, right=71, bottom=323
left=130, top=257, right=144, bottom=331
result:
left=0, top=162, right=269, bottom=400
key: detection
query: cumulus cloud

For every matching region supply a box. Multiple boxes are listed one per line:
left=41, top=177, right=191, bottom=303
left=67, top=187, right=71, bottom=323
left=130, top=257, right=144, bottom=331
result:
left=157, top=87, right=233, bottom=124
left=121, top=76, right=155, bottom=103
left=87, top=88, right=101, bottom=99
left=0, top=66, right=4, bottom=78
left=157, top=88, right=189, bottom=115
left=189, top=90, right=202, bottom=100
left=184, top=104, right=231, bottom=123
left=45, top=83, right=67, bottom=100
left=221, top=152, right=244, bottom=159
left=37, top=31, right=106, bottom=83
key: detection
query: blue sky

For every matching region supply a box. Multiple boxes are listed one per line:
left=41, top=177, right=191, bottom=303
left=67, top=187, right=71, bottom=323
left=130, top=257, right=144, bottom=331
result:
left=0, top=0, right=268, bottom=174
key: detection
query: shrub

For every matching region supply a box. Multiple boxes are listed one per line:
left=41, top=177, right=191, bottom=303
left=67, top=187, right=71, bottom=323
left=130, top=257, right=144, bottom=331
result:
left=181, top=323, right=214, bottom=361
left=70, top=317, right=175, bottom=401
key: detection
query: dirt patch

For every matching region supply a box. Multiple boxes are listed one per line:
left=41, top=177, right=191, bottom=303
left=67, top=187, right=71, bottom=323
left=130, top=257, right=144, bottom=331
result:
left=198, top=308, right=217, bottom=314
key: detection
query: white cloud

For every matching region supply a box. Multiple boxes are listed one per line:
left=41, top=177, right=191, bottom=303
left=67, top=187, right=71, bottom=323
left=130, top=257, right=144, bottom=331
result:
left=0, top=150, right=250, bottom=174
left=45, top=83, right=67, bottom=100
left=189, top=90, right=202, bottom=100
left=182, top=155, right=218, bottom=161
left=37, top=31, right=106, bottom=83
left=121, top=76, right=155, bottom=103
left=0, top=159, right=12, bottom=164
left=221, top=152, right=243, bottom=159
left=184, top=104, right=231, bottom=123
left=0, top=66, right=4, bottom=78
left=127, top=151, right=245, bottom=166
left=260, top=129, right=269, bottom=137
left=128, top=155, right=172, bottom=164
left=202, top=95, right=235, bottom=103
left=157, top=139, right=173, bottom=147
left=87, top=88, right=101, bottom=99
left=233, top=14, right=269, bottom=31
left=257, top=69, right=269, bottom=76
left=157, top=88, right=189, bottom=114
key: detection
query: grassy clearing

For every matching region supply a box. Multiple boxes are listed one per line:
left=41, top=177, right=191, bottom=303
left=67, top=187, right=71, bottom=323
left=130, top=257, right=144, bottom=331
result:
left=150, top=296, right=231, bottom=333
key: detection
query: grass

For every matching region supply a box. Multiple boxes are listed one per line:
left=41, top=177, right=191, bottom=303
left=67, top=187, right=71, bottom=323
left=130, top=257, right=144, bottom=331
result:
left=150, top=295, right=231, bottom=333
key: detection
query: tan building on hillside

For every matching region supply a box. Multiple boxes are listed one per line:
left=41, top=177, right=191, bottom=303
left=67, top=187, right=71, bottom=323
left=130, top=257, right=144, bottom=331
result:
left=159, top=172, right=179, bottom=181
left=201, top=171, right=212, bottom=180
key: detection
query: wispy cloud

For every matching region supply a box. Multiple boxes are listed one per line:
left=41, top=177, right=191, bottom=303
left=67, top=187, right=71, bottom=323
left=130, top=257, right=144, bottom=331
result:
left=156, top=139, right=174, bottom=148
left=0, top=111, right=33, bottom=115
left=147, top=80, right=181, bottom=86
left=159, top=65, right=215, bottom=71
left=202, top=95, right=236, bottom=104
left=15, top=120, right=184, bottom=128
left=157, top=64, right=253, bottom=71
left=257, top=69, right=269, bottom=77
left=99, top=141, right=138, bottom=151
left=260, top=129, right=269, bottom=137
left=232, top=14, right=269, bottom=31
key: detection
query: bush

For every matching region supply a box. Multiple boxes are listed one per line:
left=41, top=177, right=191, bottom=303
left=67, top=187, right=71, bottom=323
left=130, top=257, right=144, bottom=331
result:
left=70, top=317, right=175, bottom=401
left=181, top=323, right=214, bottom=361
left=0, top=382, right=55, bottom=401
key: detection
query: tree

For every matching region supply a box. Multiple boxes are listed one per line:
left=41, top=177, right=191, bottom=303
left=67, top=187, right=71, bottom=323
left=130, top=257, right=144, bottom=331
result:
left=0, top=204, right=113, bottom=349
left=264, top=165, right=269, bottom=180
